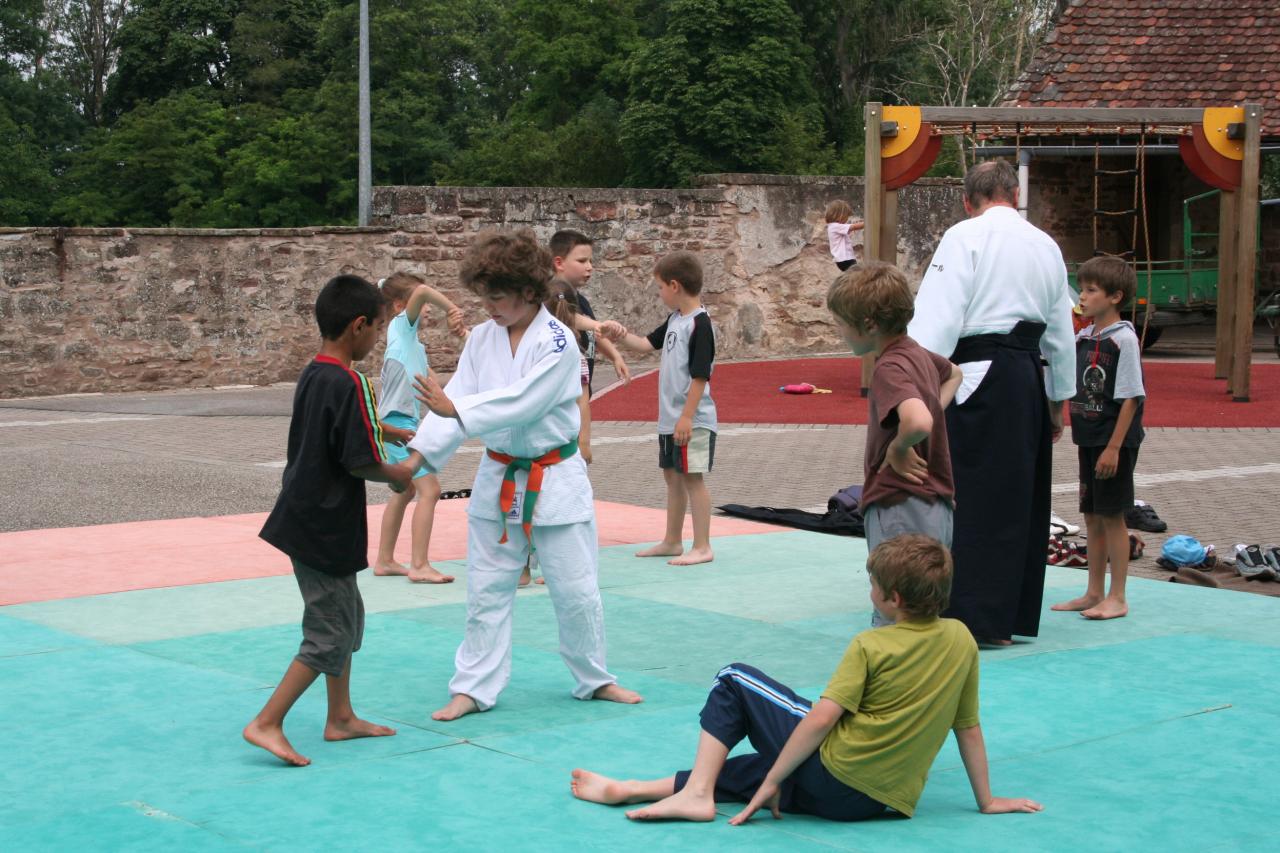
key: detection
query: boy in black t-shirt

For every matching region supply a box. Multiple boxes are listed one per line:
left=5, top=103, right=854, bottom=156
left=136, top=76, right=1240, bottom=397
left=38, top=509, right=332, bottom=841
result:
left=245, top=275, right=414, bottom=767
left=550, top=230, right=631, bottom=391
left=1052, top=257, right=1145, bottom=622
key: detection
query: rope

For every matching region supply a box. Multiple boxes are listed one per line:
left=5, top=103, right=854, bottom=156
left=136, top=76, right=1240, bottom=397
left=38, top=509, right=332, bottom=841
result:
left=1092, top=143, right=1100, bottom=256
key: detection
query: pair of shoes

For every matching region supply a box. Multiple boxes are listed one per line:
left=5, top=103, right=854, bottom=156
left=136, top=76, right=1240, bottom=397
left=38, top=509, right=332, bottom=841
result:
left=1047, top=535, right=1088, bottom=567
left=1234, top=544, right=1279, bottom=580
left=1125, top=501, right=1168, bottom=533
left=1049, top=513, right=1080, bottom=537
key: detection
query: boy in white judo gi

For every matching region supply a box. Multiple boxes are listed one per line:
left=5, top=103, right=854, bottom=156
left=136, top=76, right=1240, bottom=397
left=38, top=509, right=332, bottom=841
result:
left=405, top=229, right=643, bottom=721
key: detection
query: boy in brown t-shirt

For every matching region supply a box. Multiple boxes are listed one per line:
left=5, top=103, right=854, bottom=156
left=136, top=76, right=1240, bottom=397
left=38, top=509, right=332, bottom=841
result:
left=827, top=261, right=963, bottom=626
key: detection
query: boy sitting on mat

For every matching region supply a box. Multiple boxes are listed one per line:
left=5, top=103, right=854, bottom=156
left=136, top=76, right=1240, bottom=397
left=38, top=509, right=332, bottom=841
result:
left=827, top=261, right=962, bottom=627
left=570, top=535, right=1041, bottom=823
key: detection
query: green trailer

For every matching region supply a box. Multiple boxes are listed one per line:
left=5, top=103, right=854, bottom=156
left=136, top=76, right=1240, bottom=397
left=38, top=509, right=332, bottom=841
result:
left=1067, top=191, right=1277, bottom=350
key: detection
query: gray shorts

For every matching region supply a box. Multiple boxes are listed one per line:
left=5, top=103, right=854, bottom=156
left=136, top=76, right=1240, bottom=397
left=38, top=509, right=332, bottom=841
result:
left=865, top=496, right=953, bottom=628
left=292, top=559, right=365, bottom=677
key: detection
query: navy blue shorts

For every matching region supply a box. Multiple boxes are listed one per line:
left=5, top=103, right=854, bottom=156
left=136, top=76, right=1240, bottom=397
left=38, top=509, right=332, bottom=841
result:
left=674, top=663, right=887, bottom=822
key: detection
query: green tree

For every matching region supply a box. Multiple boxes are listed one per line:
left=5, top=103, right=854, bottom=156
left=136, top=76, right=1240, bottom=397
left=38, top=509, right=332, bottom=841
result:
left=227, top=0, right=328, bottom=106
left=53, top=89, right=231, bottom=225
left=0, top=3, right=87, bottom=225
left=216, top=90, right=357, bottom=226
left=0, top=70, right=84, bottom=224
left=439, top=0, right=640, bottom=186
left=104, top=0, right=240, bottom=118
left=621, top=0, right=831, bottom=186
left=49, top=1, right=130, bottom=125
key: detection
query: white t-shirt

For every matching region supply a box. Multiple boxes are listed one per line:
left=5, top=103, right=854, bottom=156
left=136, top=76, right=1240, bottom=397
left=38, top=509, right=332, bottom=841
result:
left=828, top=222, right=855, bottom=263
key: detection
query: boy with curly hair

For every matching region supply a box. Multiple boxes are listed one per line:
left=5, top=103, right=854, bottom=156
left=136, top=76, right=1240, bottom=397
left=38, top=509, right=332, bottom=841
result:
left=407, top=230, right=642, bottom=720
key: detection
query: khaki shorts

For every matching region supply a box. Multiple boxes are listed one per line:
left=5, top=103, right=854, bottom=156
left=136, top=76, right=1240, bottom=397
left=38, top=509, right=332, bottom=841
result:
left=293, top=559, right=365, bottom=677
left=658, top=429, right=716, bottom=474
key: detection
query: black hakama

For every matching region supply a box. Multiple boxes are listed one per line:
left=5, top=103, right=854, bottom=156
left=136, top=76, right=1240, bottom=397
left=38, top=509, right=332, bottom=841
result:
left=944, top=321, right=1052, bottom=640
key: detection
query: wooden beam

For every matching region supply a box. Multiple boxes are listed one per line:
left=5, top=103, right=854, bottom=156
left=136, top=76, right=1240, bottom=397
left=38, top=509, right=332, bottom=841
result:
left=1214, top=189, right=1237, bottom=381
left=1230, top=104, right=1262, bottom=402
left=918, top=106, right=1206, bottom=125
left=881, top=189, right=899, bottom=262
left=862, top=102, right=884, bottom=396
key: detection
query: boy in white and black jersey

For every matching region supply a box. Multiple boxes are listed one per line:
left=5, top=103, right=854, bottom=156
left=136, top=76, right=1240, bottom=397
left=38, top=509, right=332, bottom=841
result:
left=606, top=251, right=718, bottom=566
left=1052, top=256, right=1145, bottom=622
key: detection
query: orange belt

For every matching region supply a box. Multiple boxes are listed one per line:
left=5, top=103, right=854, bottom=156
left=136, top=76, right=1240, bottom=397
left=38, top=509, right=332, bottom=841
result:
left=486, top=437, right=579, bottom=546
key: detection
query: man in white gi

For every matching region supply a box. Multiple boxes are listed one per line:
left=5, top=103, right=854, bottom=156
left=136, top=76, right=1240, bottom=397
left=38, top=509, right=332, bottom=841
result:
left=406, top=230, right=642, bottom=720
left=908, top=159, right=1077, bottom=644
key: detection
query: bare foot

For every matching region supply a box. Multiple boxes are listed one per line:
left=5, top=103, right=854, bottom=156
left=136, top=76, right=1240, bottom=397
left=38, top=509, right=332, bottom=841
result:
left=1051, top=594, right=1103, bottom=612
left=535, top=576, right=545, bottom=585
left=1082, top=598, right=1128, bottom=620
left=407, top=564, right=455, bottom=584
left=625, top=789, right=716, bottom=822
left=636, top=541, right=684, bottom=558
left=324, top=715, right=396, bottom=741
left=668, top=547, right=713, bottom=566
left=372, top=560, right=410, bottom=577
left=593, top=683, right=644, bottom=704
left=571, top=769, right=636, bottom=805
left=431, top=693, right=481, bottom=721
left=243, top=719, right=310, bottom=766
left=978, top=637, right=1014, bottom=647
left=519, top=566, right=532, bottom=587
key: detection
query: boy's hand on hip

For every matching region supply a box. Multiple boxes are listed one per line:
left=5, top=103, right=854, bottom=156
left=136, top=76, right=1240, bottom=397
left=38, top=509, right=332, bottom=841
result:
left=673, top=416, right=693, bottom=446
left=728, top=781, right=782, bottom=825
left=1095, top=447, right=1119, bottom=479
left=414, top=373, right=458, bottom=419
left=981, top=796, right=1043, bottom=815
left=882, top=442, right=928, bottom=484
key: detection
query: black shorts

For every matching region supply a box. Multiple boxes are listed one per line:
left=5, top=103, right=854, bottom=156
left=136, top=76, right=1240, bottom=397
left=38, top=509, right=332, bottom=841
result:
left=836, top=259, right=857, bottom=271
left=1078, top=445, right=1138, bottom=516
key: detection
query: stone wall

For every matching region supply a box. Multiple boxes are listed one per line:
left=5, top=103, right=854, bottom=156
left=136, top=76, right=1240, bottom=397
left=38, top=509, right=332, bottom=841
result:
left=1, top=176, right=965, bottom=399
left=0, top=227, right=418, bottom=396
left=373, top=175, right=964, bottom=363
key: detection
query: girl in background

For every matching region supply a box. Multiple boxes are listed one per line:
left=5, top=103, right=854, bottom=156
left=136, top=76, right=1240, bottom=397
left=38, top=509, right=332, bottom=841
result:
left=373, top=272, right=466, bottom=584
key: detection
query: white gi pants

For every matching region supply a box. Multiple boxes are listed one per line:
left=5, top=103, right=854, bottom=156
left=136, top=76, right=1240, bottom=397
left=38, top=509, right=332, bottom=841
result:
left=449, top=516, right=615, bottom=710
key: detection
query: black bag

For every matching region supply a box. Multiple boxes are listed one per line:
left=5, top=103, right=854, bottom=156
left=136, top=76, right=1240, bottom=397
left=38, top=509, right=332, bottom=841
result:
left=718, top=484, right=864, bottom=537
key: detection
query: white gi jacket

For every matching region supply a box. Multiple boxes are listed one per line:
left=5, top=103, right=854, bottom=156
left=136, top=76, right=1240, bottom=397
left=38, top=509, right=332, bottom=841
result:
left=908, top=206, right=1078, bottom=403
left=409, top=306, right=593, bottom=526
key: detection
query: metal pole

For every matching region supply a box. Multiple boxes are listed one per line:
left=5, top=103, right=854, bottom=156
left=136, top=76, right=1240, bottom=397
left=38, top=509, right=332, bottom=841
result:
left=1017, top=149, right=1031, bottom=219
left=358, top=0, right=371, bottom=225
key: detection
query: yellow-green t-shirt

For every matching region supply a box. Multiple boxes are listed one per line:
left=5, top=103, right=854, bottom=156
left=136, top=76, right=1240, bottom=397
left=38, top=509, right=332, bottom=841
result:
left=818, top=617, right=980, bottom=816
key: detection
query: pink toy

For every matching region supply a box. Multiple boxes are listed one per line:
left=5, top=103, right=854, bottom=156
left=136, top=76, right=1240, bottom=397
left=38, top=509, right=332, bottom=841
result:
left=779, top=383, right=832, bottom=394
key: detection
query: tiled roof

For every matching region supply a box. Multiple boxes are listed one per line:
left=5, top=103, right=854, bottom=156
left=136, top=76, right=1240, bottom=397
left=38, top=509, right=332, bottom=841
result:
left=1004, top=0, right=1280, bottom=136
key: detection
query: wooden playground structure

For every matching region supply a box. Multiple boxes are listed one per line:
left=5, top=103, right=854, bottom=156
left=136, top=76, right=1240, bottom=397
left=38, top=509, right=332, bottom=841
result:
left=863, top=103, right=1265, bottom=402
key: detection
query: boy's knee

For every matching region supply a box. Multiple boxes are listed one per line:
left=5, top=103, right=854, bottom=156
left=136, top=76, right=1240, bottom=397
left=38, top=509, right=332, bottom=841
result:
left=716, top=662, right=759, bottom=683
left=417, top=477, right=441, bottom=500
